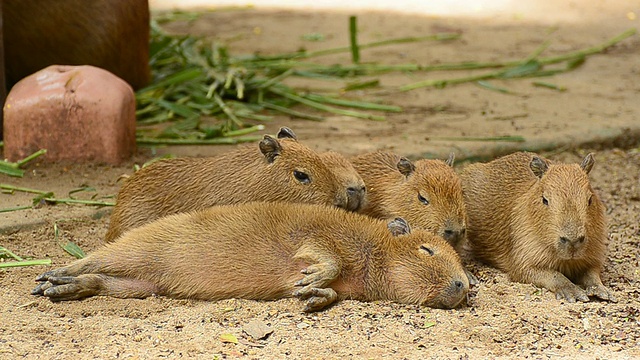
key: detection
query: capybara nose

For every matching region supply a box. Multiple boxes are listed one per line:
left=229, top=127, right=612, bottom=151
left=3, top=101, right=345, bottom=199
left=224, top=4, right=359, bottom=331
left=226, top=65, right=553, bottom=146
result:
left=454, top=280, right=464, bottom=290
left=345, top=186, right=366, bottom=211
left=443, top=228, right=465, bottom=246
left=440, top=278, right=469, bottom=309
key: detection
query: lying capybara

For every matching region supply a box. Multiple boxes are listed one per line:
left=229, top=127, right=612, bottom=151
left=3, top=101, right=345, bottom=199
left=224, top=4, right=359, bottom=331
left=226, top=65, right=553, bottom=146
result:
left=461, top=152, right=614, bottom=302
left=33, top=202, right=469, bottom=312
left=105, top=127, right=366, bottom=242
left=350, top=152, right=467, bottom=249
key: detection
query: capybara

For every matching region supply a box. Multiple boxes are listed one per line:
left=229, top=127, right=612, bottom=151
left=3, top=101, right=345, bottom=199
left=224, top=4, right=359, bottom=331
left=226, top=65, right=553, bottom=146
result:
left=461, top=152, right=614, bottom=302
left=33, top=202, right=469, bottom=312
left=104, top=127, right=366, bottom=242
left=351, top=152, right=466, bottom=250
left=351, top=151, right=476, bottom=284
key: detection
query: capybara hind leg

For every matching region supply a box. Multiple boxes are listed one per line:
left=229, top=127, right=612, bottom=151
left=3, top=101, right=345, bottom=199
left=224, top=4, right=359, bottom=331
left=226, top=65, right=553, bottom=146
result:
left=301, top=288, right=338, bottom=312
left=576, top=269, right=616, bottom=302
left=512, top=268, right=589, bottom=303
left=34, top=274, right=159, bottom=302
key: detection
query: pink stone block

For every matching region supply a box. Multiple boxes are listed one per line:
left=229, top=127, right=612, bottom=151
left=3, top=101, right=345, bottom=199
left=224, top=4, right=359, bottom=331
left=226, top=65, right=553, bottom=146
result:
left=3, top=65, right=136, bottom=164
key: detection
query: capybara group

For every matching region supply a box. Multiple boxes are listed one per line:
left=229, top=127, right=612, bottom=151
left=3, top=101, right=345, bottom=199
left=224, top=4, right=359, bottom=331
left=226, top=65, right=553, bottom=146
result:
left=461, top=152, right=614, bottom=302
left=105, top=127, right=366, bottom=241
left=34, top=202, right=470, bottom=312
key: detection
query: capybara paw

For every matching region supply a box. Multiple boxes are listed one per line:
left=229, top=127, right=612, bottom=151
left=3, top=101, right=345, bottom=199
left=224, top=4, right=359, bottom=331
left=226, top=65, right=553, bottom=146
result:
left=302, top=288, right=338, bottom=312
left=38, top=276, right=94, bottom=302
left=586, top=285, right=617, bottom=302
left=555, top=284, right=589, bottom=303
left=295, top=264, right=335, bottom=288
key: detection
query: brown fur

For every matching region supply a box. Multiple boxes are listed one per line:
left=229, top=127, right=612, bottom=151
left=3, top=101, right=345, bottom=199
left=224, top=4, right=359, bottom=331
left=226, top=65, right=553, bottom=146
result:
left=461, top=152, right=614, bottom=302
left=3, top=0, right=150, bottom=90
left=105, top=128, right=366, bottom=242
left=33, top=202, right=469, bottom=312
left=351, top=152, right=467, bottom=250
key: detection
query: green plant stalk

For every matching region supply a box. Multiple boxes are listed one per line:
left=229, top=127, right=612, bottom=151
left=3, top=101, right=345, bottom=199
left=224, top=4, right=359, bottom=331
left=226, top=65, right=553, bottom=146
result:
left=0, top=259, right=52, bottom=268
left=304, top=94, right=402, bottom=112
left=0, top=184, right=50, bottom=195
left=224, top=125, right=266, bottom=137
left=261, top=102, right=325, bottom=121
left=213, top=93, right=242, bottom=128
left=400, top=71, right=500, bottom=91
left=0, top=163, right=24, bottom=177
left=269, top=87, right=385, bottom=121
left=430, top=136, right=526, bottom=142
left=252, top=28, right=635, bottom=75
left=0, top=205, right=32, bottom=213
left=16, top=149, right=47, bottom=168
left=349, top=16, right=360, bottom=64
left=243, top=33, right=461, bottom=62
left=0, top=246, right=24, bottom=261
left=257, top=68, right=296, bottom=89
left=44, top=198, right=116, bottom=206
left=537, top=28, right=636, bottom=66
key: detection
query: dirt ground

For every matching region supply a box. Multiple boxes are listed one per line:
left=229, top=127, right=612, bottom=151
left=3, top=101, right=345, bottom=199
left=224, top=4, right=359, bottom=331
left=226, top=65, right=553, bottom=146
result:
left=1, top=3, right=640, bottom=359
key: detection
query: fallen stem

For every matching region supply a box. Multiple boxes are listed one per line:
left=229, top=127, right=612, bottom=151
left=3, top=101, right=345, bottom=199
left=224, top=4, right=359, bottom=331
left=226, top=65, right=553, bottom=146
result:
left=0, top=205, right=32, bottom=213
left=269, top=87, right=385, bottom=121
left=0, top=184, right=51, bottom=195
left=43, top=198, right=116, bottom=206
left=0, top=246, right=25, bottom=261
left=0, top=259, right=52, bottom=268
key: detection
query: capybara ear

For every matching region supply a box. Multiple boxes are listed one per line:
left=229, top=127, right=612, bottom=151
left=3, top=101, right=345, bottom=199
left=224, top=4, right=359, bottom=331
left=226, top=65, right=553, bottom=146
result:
left=580, top=153, right=595, bottom=174
left=387, top=217, right=411, bottom=237
left=259, top=135, right=282, bottom=163
left=277, top=127, right=298, bottom=140
left=397, top=157, right=416, bottom=177
left=530, top=156, right=548, bottom=178
left=445, top=152, right=455, bottom=167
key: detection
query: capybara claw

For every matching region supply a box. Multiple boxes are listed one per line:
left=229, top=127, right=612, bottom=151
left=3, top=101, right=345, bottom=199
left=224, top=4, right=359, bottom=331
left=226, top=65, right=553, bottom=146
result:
left=35, top=270, right=55, bottom=282
left=556, top=284, right=588, bottom=303
left=31, top=281, right=51, bottom=296
left=586, top=285, right=616, bottom=302
left=302, top=287, right=338, bottom=312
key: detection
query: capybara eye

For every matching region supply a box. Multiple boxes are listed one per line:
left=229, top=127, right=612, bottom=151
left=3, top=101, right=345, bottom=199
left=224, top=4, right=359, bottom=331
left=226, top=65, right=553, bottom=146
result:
left=419, top=245, right=435, bottom=256
left=293, top=170, right=311, bottom=184
left=542, top=196, right=549, bottom=206
left=418, top=193, right=430, bottom=205
left=588, top=195, right=593, bottom=206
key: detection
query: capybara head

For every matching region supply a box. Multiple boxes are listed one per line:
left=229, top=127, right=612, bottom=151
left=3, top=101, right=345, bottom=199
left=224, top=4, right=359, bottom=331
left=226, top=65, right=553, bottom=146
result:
left=385, top=218, right=469, bottom=309
left=261, top=128, right=366, bottom=212
left=319, top=151, right=366, bottom=211
left=394, top=155, right=468, bottom=250
left=518, top=153, right=606, bottom=261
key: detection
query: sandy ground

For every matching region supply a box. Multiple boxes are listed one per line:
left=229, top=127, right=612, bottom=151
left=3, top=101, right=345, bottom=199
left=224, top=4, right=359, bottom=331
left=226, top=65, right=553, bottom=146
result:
left=1, top=2, right=640, bottom=359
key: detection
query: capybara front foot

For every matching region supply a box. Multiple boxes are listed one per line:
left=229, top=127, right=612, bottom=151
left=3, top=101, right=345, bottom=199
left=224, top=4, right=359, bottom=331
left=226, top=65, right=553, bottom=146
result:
left=293, top=263, right=339, bottom=295
left=554, top=283, right=589, bottom=303
left=32, top=275, right=101, bottom=301
left=586, top=284, right=616, bottom=302
left=294, top=287, right=338, bottom=312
